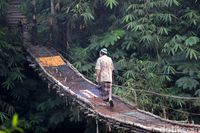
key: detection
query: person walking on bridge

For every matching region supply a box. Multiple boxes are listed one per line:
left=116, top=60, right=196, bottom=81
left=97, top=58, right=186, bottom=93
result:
left=95, top=48, right=114, bottom=107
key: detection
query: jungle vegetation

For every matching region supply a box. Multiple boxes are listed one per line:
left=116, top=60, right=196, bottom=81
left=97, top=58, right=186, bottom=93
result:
left=0, top=1, right=88, bottom=132
left=1, top=0, right=200, bottom=132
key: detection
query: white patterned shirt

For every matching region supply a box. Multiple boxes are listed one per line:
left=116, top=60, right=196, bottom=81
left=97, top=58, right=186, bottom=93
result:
left=95, top=55, right=114, bottom=82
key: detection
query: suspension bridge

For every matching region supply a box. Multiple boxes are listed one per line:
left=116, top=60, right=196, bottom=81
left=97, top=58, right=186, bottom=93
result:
left=6, top=0, right=200, bottom=132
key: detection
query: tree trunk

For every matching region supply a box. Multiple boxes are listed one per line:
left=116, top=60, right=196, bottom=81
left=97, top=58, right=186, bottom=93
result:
left=32, top=0, right=37, bottom=45
left=163, top=107, right=166, bottom=119
left=50, top=0, right=55, bottom=15
left=55, top=0, right=61, bottom=11
left=49, top=0, right=55, bottom=43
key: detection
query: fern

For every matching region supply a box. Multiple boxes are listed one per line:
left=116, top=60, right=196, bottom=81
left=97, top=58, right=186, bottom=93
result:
left=176, top=77, right=199, bottom=90
left=10, top=87, right=29, bottom=101
left=88, top=29, right=125, bottom=49
left=81, top=12, right=94, bottom=22
left=157, top=27, right=170, bottom=35
left=122, top=14, right=135, bottom=23
left=37, top=97, right=63, bottom=112
left=2, top=68, right=25, bottom=90
left=0, top=100, right=15, bottom=116
left=0, top=0, right=7, bottom=15
left=29, top=114, right=44, bottom=125
left=185, top=48, right=199, bottom=60
left=104, top=0, right=119, bottom=9
left=123, top=70, right=135, bottom=79
left=164, top=0, right=180, bottom=6
left=49, top=112, right=66, bottom=125
left=182, top=10, right=200, bottom=26
left=184, top=36, right=200, bottom=46
left=0, top=112, right=8, bottom=123
left=0, top=114, right=24, bottom=133
left=195, top=89, right=200, bottom=97
left=150, top=13, right=176, bottom=23
left=163, top=65, right=176, bottom=75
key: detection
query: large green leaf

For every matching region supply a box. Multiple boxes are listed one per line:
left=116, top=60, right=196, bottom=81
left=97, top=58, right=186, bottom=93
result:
left=12, top=114, right=18, bottom=127
left=185, top=48, right=199, bottom=60
left=176, top=77, right=199, bottom=90
left=195, top=89, right=200, bottom=97
left=104, top=0, right=118, bottom=9
left=164, top=0, right=180, bottom=6
left=0, top=112, right=8, bottom=123
left=185, top=36, right=200, bottom=46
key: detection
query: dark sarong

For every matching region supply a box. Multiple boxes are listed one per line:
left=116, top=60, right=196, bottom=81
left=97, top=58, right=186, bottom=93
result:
left=99, top=82, right=112, bottom=101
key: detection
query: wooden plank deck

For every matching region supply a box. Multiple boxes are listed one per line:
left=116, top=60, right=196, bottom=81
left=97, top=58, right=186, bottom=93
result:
left=27, top=45, right=200, bottom=133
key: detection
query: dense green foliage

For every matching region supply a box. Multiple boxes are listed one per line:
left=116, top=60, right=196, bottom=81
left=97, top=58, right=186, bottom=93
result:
left=20, top=0, right=200, bottom=123
left=0, top=114, right=24, bottom=133
left=0, top=1, right=88, bottom=133
left=0, top=28, right=86, bottom=133
left=0, top=0, right=24, bottom=124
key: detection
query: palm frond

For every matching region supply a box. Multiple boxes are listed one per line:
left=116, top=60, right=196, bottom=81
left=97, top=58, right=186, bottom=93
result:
left=104, top=0, right=118, bottom=9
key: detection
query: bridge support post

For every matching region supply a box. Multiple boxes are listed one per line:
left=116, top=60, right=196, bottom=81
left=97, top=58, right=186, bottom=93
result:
left=31, top=0, right=37, bottom=45
left=96, top=120, right=99, bottom=133
left=132, top=88, right=137, bottom=105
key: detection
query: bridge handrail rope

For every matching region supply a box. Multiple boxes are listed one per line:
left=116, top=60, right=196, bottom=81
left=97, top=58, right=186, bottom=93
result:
left=162, top=104, right=200, bottom=116
left=113, top=84, right=200, bottom=100
left=113, top=84, right=200, bottom=116
left=48, top=46, right=200, bottom=101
